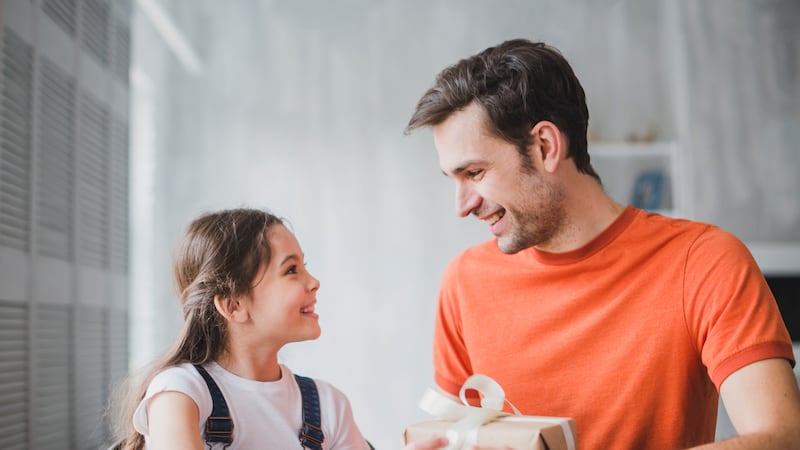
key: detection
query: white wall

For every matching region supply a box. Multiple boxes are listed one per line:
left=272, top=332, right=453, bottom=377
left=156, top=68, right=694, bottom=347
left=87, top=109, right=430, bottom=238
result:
left=129, top=1, right=800, bottom=448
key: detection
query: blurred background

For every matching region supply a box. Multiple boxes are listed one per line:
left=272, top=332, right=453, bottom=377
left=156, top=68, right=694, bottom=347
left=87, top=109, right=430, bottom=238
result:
left=0, top=0, right=798, bottom=448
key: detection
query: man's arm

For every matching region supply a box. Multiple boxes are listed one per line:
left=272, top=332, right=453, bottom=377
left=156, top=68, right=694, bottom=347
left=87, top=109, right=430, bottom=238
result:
left=691, top=358, right=800, bottom=449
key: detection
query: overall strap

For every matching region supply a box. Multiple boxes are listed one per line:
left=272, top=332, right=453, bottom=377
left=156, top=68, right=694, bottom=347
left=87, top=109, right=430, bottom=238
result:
left=295, top=374, right=324, bottom=450
left=194, top=365, right=234, bottom=447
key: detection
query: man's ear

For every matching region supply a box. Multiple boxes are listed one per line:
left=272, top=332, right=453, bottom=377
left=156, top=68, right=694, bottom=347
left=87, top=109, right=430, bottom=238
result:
left=214, top=295, right=248, bottom=323
left=530, top=121, right=565, bottom=173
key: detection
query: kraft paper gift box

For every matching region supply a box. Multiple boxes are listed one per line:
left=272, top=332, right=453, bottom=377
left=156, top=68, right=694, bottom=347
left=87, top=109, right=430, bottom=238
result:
left=404, top=416, right=576, bottom=450
left=404, top=374, right=577, bottom=450
left=404, top=417, right=577, bottom=450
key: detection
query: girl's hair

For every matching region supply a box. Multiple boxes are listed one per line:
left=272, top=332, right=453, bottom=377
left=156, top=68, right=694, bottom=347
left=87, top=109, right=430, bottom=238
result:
left=109, top=208, right=285, bottom=449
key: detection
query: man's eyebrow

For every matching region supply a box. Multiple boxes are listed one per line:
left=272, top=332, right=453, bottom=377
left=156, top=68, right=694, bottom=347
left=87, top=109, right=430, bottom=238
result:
left=442, top=160, right=484, bottom=177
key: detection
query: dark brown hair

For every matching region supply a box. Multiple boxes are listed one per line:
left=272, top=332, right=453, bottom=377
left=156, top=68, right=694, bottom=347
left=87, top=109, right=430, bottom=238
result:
left=406, top=39, right=599, bottom=181
left=110, top=208, right=284, bottom=449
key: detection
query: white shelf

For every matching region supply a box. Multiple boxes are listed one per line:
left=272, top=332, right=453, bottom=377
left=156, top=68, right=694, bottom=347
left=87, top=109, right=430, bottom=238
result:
left=745, top=241, right=800, bottom=275
left=589, top=141, right=684, bottom=217
left=590, top=141, right=676, bottom=158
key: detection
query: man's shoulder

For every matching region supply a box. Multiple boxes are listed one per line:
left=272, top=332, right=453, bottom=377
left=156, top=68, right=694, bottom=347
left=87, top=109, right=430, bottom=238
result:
left=630, top=211, right=720, bottom=244
left=451, top=238, right=505, bottom=264
left=651, top=212, right=744, bottom=241
left=442, top=238, right=524, bottom=281
left=463, top=237, right=501, bottom=256
left=631, top=211, right=753, bottom=264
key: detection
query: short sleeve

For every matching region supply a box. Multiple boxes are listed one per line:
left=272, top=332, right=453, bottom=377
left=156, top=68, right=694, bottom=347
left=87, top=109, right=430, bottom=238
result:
left=683, top=228, right=794, bottom=389
left=132, top=364, right=212, bottom=436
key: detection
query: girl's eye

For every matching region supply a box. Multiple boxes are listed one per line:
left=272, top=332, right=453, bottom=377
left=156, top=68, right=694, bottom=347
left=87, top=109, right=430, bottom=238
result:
left=285, top=265, right=298, bottom=275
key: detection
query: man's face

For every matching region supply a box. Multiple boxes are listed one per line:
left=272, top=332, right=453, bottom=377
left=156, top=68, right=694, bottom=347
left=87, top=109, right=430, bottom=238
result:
left=432, top=103, right=566, bottom=254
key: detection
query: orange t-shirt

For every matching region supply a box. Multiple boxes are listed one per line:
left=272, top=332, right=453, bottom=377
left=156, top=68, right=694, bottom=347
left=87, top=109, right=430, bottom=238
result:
left=433, top=206, right=794, bottom=450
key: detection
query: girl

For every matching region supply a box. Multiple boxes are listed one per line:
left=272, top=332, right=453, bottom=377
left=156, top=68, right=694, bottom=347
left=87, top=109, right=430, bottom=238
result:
left=113, top=208, right=372, bottom=449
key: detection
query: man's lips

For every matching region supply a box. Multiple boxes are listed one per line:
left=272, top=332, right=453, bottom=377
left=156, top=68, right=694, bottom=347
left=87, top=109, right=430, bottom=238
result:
left=487, top=210, right=505, bottom=225
left=483, top=209, right=507, bottom=235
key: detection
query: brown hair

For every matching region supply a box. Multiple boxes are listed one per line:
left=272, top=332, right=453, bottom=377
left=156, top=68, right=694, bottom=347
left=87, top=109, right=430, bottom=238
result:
left=405, top=38, right=600, bottom=181
left=110, top=208, right=284, bottom=449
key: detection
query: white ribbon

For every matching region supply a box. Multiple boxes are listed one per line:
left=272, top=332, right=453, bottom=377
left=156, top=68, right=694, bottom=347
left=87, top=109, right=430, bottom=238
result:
left=418, top=374, right=576, bottom=450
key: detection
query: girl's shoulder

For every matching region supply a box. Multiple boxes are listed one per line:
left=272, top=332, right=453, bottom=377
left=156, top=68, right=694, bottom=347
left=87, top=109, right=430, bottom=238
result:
left=149, top=362, right=206, bottom=391
left=143, top=363, right=214, bottom=410
left=291, top=370, right=355, bottom=413
left=145, top=362, right=216, bottom=418
left=288, top=371, right=368, bottom=448
left=304, top=375, right=344, bottom=398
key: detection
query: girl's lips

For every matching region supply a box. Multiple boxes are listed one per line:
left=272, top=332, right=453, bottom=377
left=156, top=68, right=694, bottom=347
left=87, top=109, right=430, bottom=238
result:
left=301, top=308, right=319, bottom=321
left=300, top=302, right=316, bottom=316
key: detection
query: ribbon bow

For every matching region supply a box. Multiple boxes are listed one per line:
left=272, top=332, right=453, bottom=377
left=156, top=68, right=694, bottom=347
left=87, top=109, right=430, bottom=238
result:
left=418, top=374, right=576, bottom=450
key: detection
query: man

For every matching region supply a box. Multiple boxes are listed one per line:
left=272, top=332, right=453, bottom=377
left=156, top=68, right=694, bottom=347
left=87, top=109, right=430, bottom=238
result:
left=404, top=39, right=800, bottom=449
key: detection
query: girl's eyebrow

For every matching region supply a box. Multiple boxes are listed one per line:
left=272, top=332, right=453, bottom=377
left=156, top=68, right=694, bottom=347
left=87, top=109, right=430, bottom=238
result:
left=279, top=254, right=303, bottom=266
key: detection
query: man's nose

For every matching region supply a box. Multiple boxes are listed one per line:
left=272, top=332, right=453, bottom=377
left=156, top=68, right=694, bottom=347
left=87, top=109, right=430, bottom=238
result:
left=455, top=182, right=481, bottom=218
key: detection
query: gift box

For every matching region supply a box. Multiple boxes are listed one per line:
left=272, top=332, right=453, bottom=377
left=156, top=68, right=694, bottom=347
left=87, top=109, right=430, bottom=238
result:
left=404, top=417, right=577, bottom=450
left=404, top=374, right=577, bottom=450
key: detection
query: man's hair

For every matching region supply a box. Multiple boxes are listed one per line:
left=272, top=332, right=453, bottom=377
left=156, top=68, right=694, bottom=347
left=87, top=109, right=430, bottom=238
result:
left=405, top=39, right=599, bottom=180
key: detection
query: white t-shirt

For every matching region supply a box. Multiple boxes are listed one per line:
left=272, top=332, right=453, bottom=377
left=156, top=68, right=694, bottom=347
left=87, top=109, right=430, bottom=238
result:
left=133, top=362, right=370, bottom=449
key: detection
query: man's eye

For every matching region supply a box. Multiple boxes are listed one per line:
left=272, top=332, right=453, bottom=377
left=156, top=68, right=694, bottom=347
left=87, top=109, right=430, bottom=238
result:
left=467, top=169, right=483, bottom=179
left=285, top=265, right=298, bottom=275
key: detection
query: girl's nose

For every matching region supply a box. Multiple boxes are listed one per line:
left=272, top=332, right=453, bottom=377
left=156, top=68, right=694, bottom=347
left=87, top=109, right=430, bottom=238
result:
left=307, top=273, right=320, bottom=292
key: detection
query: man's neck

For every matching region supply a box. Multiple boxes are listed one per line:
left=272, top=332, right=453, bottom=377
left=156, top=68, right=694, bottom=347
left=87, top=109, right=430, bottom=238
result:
left=536, top=179, right=624, bottom=254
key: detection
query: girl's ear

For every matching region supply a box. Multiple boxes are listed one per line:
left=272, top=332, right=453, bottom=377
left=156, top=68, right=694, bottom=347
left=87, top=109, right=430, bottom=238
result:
left=213, top=295, right=248, bottom=323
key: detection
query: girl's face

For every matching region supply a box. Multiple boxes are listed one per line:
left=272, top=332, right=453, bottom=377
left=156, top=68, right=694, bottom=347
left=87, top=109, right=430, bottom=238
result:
left=244, top=224, right=321, bottom=347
